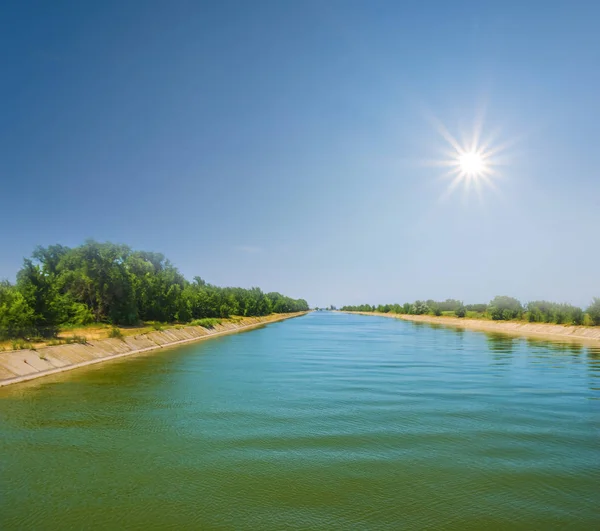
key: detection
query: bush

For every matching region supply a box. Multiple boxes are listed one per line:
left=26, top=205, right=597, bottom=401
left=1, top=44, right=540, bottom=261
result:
left=465, top=304, right=488, bottom=313
left=64, top=335, right=88, bottom=344
left=587, top=298, right=600, bottom=326
left=526, top=300, right=584, bottom=325
left=190, top=318, right=222, bottom=329
left=455, top=305, right=466, bottom=318
left=488, top=296, right=523, bottom=321
left=109, top=327, right=124, bottom=339
left=411, top=301, right=430, bottom=315
left=572, top=307, right=584, bottom=326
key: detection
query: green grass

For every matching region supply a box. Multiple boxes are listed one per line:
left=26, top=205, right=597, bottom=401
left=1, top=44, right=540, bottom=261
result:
left=59, top=322, right=111, bottom=331
left=11, top=339, right=34, bottom=351
left=108, top=327, right=125, bottom=340
left=466, top=311, right=488, bottom=319
left=48, top=335, right=88, bottom=346
left=190, top=318, right=222, bottom=329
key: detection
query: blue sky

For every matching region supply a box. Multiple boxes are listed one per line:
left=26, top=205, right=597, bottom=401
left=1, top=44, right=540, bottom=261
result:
left=1, top=0, right=599, bottom=308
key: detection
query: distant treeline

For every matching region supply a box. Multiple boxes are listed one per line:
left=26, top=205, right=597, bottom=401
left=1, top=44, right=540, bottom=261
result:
left=0, top=241, right=309, bottom=339
left=341, top=296, right=600, bottom=326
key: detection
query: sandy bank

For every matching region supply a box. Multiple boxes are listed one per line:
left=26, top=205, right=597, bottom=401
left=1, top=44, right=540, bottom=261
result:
left=345, top=312, right=600, bottom=346
left=0, top=312, right=308, bottom=388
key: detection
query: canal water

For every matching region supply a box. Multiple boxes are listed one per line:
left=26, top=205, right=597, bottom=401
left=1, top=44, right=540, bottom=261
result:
left=1, top=312, right=599, bottom=529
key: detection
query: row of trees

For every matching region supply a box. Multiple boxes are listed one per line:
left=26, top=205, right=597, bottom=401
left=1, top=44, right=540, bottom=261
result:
left=341, top=296, right=600, bottom=326
left=0, top=241, right=309, bottom=339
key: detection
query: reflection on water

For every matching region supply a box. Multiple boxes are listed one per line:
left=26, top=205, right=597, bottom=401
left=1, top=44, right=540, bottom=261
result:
left=525, top=336, right=584, bottom=355
left=486, top=333, right=516, bottom=353
left=1, top=312, right=599, bottom=530
left=586, top=346, right=600, bottom=361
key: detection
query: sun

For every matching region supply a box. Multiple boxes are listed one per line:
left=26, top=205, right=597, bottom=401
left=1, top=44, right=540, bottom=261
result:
left=423, top=108, right=511, bottom=201
left=458, top=151, right=486, bottom=177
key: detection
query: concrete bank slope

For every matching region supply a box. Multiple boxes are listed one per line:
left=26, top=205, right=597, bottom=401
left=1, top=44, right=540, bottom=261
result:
left=345, top=312, right=600, bottom=345
left=0, top=312, right=308, bottom=388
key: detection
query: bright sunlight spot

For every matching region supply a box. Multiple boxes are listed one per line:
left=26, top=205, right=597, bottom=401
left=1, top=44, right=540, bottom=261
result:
left=424, top=109, right=513, bottom=202
left=458, top=151, right=485, bottom=177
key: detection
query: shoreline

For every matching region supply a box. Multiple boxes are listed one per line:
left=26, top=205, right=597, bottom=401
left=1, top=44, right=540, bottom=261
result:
left=344, top=312, right=600, bottom=346
left=0, top=312, right=308, bottom=388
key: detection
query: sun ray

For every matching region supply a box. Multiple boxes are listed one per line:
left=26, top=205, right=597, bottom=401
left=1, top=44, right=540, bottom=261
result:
left=424, top=110, right=512, bottom=202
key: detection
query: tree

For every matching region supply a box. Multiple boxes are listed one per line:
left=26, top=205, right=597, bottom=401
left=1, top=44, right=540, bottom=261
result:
left=0, top=241, right=309, bottom=339
left=412, top=300, right=430, bottom=315
left=488, top=296, right=523, bottom=321
left=16, top=259, right=61, bottom=336
left=0, top=281, right=35, bottom=339
left=587, top=298, right=600, bottom=326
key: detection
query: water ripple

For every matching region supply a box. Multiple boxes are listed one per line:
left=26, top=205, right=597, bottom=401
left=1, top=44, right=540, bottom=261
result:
left=1, top=312, right=599, bottom=530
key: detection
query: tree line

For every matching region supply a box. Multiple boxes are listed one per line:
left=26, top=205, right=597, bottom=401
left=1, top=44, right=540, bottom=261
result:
left=0, top=241, right=309, bottom=339
left=341, top=296, right=600, bottom=326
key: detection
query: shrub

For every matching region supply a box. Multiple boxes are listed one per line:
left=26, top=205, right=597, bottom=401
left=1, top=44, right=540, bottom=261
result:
left=465, top=304, right=488, bottom=313
left=109, top=327, right=124, bottom=339
left=411, top=301, right=430, bottom=315
left=526, top=300, right=584, bottom=325
left=488, top=296, right=523, bottom=321
left=455, top=305, right=466, bottom=318
left=64, top=335, right=88, bottom=344
left=190, top=318, right=222, bottom=329
left=572, top=307, right=584, bottom=326
left=587, top=298, right=600, bottom=326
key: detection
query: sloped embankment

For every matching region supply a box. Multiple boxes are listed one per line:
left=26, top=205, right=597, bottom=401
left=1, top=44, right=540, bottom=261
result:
left=0, top=313, right=307, bottom=387
left=345, top=311, right=600, bottom=344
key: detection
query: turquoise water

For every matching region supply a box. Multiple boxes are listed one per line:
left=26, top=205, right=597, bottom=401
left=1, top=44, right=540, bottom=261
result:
left=1, top=312, right=599, bottom=529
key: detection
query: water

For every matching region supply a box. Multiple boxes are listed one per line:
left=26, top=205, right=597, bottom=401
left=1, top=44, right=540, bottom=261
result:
left=1, top=312, right=599, bottom=529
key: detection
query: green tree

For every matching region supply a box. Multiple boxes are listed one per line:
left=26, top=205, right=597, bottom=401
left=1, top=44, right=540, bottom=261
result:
left=455, top=304, right=466, bottom=318
left=0, top=281, right=35, bottom=339
left=488, top=296, right=523, bottom=321
left=587, top=298, right=600, bottom=326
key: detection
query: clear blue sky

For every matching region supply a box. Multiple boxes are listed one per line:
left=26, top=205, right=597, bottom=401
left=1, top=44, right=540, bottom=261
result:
left=1, top=1, right=599, bottom=308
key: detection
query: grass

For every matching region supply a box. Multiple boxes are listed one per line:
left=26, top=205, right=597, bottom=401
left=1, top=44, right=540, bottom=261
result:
left=0, top=316, right=253, bottom=352
left=11, top=339, right=34, bottom=351
left=47, top=335, right=88, bottom=346
left=190, top=318, right=222, bottom=329
left=108, top=327, right=125, bottom=340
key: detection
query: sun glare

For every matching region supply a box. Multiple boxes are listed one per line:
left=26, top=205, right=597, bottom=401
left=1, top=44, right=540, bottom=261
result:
left=424, top=109, right=512, bottom=202
left=458, top=151, right=486, bottom=177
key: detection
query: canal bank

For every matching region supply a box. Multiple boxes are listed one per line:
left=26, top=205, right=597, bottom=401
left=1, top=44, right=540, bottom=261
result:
left=0, top=312, right=308, bottom=387
left=343, top=311, right=600, bottom=344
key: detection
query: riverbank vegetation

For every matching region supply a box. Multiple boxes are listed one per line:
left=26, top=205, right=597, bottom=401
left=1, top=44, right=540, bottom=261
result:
left=341, top=296, right=600, bottom=326
left=0, top=241, right=309, bottom=341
